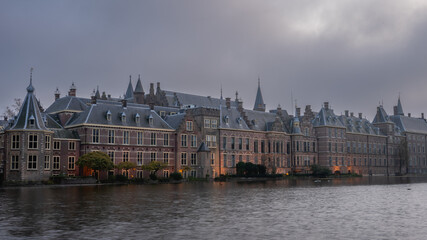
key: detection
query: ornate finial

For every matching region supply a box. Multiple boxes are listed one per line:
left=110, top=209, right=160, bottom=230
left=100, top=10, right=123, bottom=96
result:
left=97, top=85, right=99, bottom=91
left=235, top=91, right=238, bottom=101
left=220, top=84, right=223, bottom=100
left=129, top=75, right=132, bottom=82
left=138, top=74, right=141, bottom=80
left=258, top=76, right=260, bottom=87
left=27, top=67, right=35, bottom=92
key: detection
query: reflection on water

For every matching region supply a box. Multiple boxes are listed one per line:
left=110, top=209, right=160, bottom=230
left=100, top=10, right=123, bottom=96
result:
left=1, top=177, right=427, bottom=240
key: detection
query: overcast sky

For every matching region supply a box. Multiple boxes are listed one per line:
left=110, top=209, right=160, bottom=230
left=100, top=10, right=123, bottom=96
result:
left=2, top=0, right=427, bottom=120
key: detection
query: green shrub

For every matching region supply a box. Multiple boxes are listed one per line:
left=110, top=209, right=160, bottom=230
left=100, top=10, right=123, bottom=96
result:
left=170, top=172, right=183, bottom=181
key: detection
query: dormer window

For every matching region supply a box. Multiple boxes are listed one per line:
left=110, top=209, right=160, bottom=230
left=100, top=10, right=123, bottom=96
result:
left=237, top=117, right=243, bottom=126
left=148, top=114, right=153, bottom=125
left=29, top=115, right=35, bottom=126
left=224, top=115, right=229, bottom=125
left=121, top=112, right=126, bottom=123
left=106, top=110, right=112, bottom=121
left=135, top=113, right=140, bottom=124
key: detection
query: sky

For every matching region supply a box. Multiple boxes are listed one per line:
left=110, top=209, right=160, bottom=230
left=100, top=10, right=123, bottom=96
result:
left=2, top=0, right=427, bottom=120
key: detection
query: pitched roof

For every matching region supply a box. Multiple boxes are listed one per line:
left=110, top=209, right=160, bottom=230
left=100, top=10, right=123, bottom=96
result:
left=373, top=106, right=391, bottom=124
left=339, top=115, right=382, bottom=135
left=134, top=75, right=144, bottom=93
left=164, top=90, right=237, bottom=109
left=243, top=109, right=278, bottom=131
left=312, top=107, right=345, bottom=128
left=164, top=113, right=186, bottom=129
left=45, top=96, right=90, bottom=113
left=66, top=102, right=173, bottom=130
left=9, top=80, right=48, bottom=131
left=397, top=97, right=404, bottom=116
left=220, top=106, right=250, bottom=130
left=125, top=77, right=134, bottom=99
left=390, top=115, right=427, bottom=134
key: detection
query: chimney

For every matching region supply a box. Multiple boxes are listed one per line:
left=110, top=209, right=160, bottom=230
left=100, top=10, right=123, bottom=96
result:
left=156, top=82, right=161, bottom=94
left=226, top=97, right=231, bottom=109
left=393, top=106, right=398, bottom=115
left=4, top=116, right=7, bottom=121
left=296, top=107, right=301, bottom=117
left=108, top=94, right=111, bottom=99
left=359, top=113, right=362, bottom=119
left=324, top=102, right=329, bottom=110
left=422, top=113, right=425, bottom=119
left=305, top=105, right=311, bottom=114
left=122, top=99, right=127, bottom=108
left=345, top=110, right=349, bottom=117
left=54, top=88, right=60, bottom=101
left=350, top=112, right=354, bottom=117
left=408, top=113, right=411, bottom=117
left=149, top=83, right=155, bottom=95
left=277, top=105, right=282, bottom=112
left=68, top=83, right=76, bottom=97
left=91, top=95, right=97, bottom=105
left=237, top=100, right=243, bottom=112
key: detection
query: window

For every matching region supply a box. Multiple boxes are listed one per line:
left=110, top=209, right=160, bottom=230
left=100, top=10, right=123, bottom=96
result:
left=181, top=152, right=187, bottom=165
left=53, top=156, right=60, bottom=170
left=163, top=152, right=169, bottom=164
left=137, top=152, right=143, bottom=166
left=254, top=140, right=259, bottom=153
left=11, top=134, right=20, bottom=149
left=69, top=141, right=76, bottom=150
left=191, top=153, right=197, bottom=165
left=211, top=119, right=217, bottom=129
left=186, top=121, right=193, bottom=131
left=11, top=155, right=19, bottom=170
left=45, top=136, right=51, bottom=150
left=163, top=170, right=169, bottom=178
left=123, top=152, right=129, bottom=162
left=191, top=135, right=197, bottom=147
left=137, top=170, right=143, bottom=178
left=231, top=137, right=235, bottom=149
left=204, top=119, right=210, bottom=128
left=211, top=153, right=215, bottom=165
left=206, top=135, right=216, bottom=148
left=164, top=133, right=169, bottom=146
left=44, top=156, right=50, bottom=170
left=53, top=141, right=60, bottom=150
left=150, top=152, right=156, bottom=162
left=160, top=111, right=166, bottom=117
left=181, top=134, right=188, bottom=147
left=92, top=129, right=100, bottom=143
left=123, top=131, right=129, bottom=144
left=108, top=130, right=115, bottom=144
left=137, top=132, right=143, bottom=145
left=231, top=155, right=236, bottom=167
left=150, top=132, right=157, bottom=146
left=190, top=170, right=196, bottom=178
left=27, top=155, right=37, bottom=170
left=238, top=138, right=243, bottom=150
left=246, top=138, right=250, bottom=150
left=108, top=151, right=115, bottom=164
left=223, top=137, right=227, bottom=149
left=223, top=154, right=227, bottom=167
left=28, top=134, right=38, bottom=149
left=68, top=156, right=75, bottom=170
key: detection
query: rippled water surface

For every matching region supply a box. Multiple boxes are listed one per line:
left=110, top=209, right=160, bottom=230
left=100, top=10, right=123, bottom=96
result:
left=1, top=177, right=427, bottom=240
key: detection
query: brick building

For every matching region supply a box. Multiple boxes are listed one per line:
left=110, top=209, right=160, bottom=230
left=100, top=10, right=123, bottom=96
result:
left=1, top=72, right=426, bottom=183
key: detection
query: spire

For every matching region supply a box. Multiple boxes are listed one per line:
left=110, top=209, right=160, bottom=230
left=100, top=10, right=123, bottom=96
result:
left=27, top=67, right=35, bottom=93
left=134, top=74, right=144, bottom=93
left=95, top=86, right=100, bottom=99
left=10, top=70, right=47, bottom=130
left=235, top=91, right=239, bottom=102
left=220, top=84, right=223, bottom=100
left=125, top=75, right=134, bottom=99
left=253, top=77, right=265, bottom=112
left=397, top=95, right=404, bottom=116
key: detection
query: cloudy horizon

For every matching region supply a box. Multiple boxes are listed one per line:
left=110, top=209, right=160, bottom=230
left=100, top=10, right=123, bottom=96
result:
left=2, top=0, right=427, bottom=120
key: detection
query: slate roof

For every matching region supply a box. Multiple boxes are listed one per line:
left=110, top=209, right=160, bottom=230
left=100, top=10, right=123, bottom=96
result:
left=164, top=113, right=186, bottom=129
left=312, top=107, right=345, bottom=128
left=66, top=102, right=173, bottom=130
left=397, top=97, right=404, bottom=116
left=390, top=115, right=427, bottom=134
left=339, top=115, right=382, bottom=135
left=45, top=96, right=90, bottom=113
left=134, top=76, right=144, bottom=93
left=243, top=109, right=277, bottom=131
left=373, top=106, right=392, bottom=124
left=164, top=90, right=237, bottom=109
left=125, top=78, right=134, bottom=100
left=220, top=106, right=250, bottom=130
left=9, top=80, right=48, bottom=131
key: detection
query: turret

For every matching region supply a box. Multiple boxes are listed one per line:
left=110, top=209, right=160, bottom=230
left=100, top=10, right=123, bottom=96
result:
left=253, top=77, right=266, bottom=112
left=68, top=82, right=76, bottom=97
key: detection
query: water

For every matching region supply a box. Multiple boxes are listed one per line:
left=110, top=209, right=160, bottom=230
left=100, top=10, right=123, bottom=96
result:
left=1, top=177, right=427, bottom=240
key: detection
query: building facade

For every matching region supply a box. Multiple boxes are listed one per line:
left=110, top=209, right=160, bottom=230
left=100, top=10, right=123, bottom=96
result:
left=1, top=73, right=426, bottom=182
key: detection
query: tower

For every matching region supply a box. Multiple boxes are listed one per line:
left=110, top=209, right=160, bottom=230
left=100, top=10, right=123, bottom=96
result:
left=134, top=74, right=145, bottom=104
left=253, top=77, right=266, bottom=112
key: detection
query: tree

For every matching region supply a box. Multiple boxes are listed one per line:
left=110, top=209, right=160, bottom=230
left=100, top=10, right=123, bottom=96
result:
left=3, top=98, right=22, bottom=119
left=310, top=164, right=332, bottom=178
left=142, top=161, right=168, bottom=180
left=398, top=138, right=409, bottom=175
left=115, top=161, right=137, bottom=178
left=76, top=152, right=114, bottom=182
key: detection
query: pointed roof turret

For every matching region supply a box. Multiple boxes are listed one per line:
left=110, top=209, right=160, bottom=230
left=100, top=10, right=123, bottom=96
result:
left=125, top=75, right=134, bottom=99
left=373, top=105, right=391, bottom=123
left=9, top=69, right=47, bottom=130
left=397, top=96, right=404, bottom=116
left=134, top=74, right=144, bottom=93
left=253, top=77, right=265, bottom=112
left=95, top=86, right=101, bottom=99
